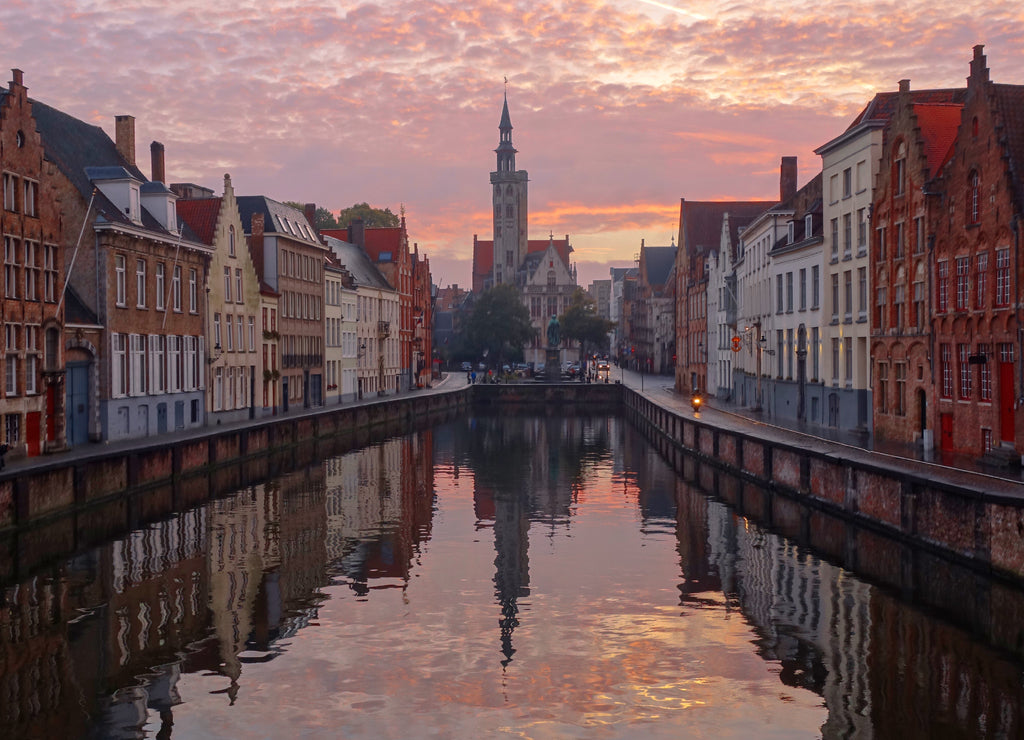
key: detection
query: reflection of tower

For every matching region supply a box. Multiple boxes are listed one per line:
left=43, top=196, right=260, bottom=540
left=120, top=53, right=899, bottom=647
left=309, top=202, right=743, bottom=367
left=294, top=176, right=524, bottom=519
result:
left=492, top=486, right=530, bottom=667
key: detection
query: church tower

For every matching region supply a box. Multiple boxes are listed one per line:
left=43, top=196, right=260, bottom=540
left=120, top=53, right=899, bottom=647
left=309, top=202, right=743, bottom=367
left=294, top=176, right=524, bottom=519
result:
left=490, top=93, right=529, bottom=286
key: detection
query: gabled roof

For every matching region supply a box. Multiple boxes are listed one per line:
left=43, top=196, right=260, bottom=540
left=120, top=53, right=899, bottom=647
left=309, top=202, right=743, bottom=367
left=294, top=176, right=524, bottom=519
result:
left=641, top=246, right=677, bottom=287
left=846, top=88, right=966, bottom=129
left=323, top=236, right=394, bottom=291
left=992, top=83, right=1024, bottom=213
left=176, top=198, right=222, bottom=246
left=237, top=196, right=321, bottom=245
left=914, top=103, right=964, bottom=175
left=679, top=200, right=775, bottom=259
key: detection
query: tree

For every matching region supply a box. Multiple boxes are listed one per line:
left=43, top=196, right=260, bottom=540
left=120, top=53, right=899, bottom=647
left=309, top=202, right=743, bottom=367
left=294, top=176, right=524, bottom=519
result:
left=463, top=284, right=536, bottom=367
left=559, top=288, right=616, bottom=359
left=335, top=202, right=400, bottom=229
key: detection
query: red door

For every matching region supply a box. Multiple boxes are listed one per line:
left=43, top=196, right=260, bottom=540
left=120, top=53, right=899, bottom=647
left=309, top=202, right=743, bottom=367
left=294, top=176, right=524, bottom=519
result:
left=940, top=413, right=954, bottom=453
left=999, top=361, right=1015, bottom=443
left=26, top=411, right=41, bottom=457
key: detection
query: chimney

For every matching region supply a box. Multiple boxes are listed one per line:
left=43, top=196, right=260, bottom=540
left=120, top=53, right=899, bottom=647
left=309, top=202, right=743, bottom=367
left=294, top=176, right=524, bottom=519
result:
left=348, top=219, right=365, bottom=248
left=780, top=156, right=798, bottom=203
left=10, top=68, right=23, bottom=89
left=898, top=79, right=911, bottom=94
left=304, top=203, right=318, bottom=239
left=115, top=115, right=136, bottom=167
left=969, top=44, right=989, bottom=87
left=150, top=141, right=166, bottom=184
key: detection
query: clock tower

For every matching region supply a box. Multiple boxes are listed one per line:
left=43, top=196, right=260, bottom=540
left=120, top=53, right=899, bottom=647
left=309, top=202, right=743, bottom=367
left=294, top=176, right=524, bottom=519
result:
left=490, top=93, right=529, bottom=286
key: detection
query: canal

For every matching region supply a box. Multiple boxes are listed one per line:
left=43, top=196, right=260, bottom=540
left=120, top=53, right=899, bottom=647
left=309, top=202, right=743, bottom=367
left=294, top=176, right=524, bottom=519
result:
left=2, top=411, right=1023, bottom=738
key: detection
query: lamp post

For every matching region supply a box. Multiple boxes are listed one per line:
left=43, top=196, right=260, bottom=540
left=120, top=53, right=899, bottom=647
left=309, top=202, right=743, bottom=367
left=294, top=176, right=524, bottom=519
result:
left=753, top=319, right=765, bottom=412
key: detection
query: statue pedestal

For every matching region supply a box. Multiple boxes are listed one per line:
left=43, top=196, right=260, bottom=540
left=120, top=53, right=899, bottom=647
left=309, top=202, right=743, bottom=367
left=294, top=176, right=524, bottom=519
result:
left=543, top=348, right=561, bottom=382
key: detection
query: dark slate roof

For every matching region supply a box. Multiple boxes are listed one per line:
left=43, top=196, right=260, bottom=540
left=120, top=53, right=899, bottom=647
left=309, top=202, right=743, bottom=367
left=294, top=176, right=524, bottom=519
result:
left=236, top=195, right=321, bottom=245
left=641, top=246, right=677, bottom=287
left=323, top=236, right=393, bottom=291
left=679, top=200, right=775, bottom=258
left=993, top=83, right=1024, bottom=214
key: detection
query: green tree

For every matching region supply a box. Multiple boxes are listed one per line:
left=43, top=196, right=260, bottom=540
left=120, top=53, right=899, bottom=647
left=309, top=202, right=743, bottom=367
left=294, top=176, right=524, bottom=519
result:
left=335, top=202, right=400, bottom=228
left=560, top=288, right=616, bottom=359
left=463, top=284, right=536, bottom=367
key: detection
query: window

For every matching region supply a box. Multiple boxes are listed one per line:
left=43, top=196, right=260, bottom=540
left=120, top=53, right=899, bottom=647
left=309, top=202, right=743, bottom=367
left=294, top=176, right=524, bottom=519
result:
left=23, top=241, right=38, bottom=301
left=894, top=222, right=905, bottom=259
left=4, top=355, right=16, bottom=397
left=875, top=286, right=887, bottom=329
left=844, top=270, right=853, bottom=321
left=224, top=266, right=232, bottom=302
left=777, top=330, right=784, bottom=375
left=149, top=335, right=165, bottom=393
left=5, top=413, right=19, bottom=446
left=23, top=180, right=37, bottom=217
left=130, top=334, right=147, bottom=395
left=184, top=336, right=197, bottom=391
left=112, top=333, right=127, bottom=397
left=235, top=268, right=243, bottom=302
left=893, top=283, right=905, bottom=329
left=44, top=244, right=57, bottom=302
left=248, top=316, right=255, bottom=351
left=895, top=363, right=906, bottom=416
left=229, top=225, right=236, bottom=257
left=3, top=173, right=16, bottom=211
left=156, top=263, right=165, bottom=310
left=857, top=208, right=867, bottom=253
left=172, top=266, right=182, bottom=311
left=955, top=256, right=970, bottom=310
left=115, top=254, right=126, bottom=306
left=830, top=218, right=839, bottom=260
left=214, top=313, right=222, bottom=349
left=799, top=268, right=807, bottom=310
left=227, top=315, right=235, bottom=351
left=968, top=171, right=980, bottom=224
left=858, top=267, right=867, bottom=320
left=843, top=167, right=852, bottom=198
left=167, top=336, right=181, bottom=392
left=894, top=141, right=906, bottom=196
left=214, top=366, right=223, bottom=410
left=830, top=338, right=840, bottom=384
left=189, top=269, right=198, bottom=313
left=959, top=344, right=972, bottom=399
left=913, top=281, right=925, bottom=331
left=786, top=328, right=794, bottom=379
left=136, top=259, right=146, bottom=307
left=843, top=213, right=852, bottom=257
left=914, top=216, right=925, bottom=255
left=236, top=316, right=244, bottom=353
left=831, top=273, right=839, bottom=322
left=996, top=249, right=1010, bottom=306
left=776, top=274, right=784, bottom=313
left=979, top=343, right=992, bottom=401
left=876, top=227, right=886, bottom=262
left=937, top=260, right=949, bottom=312
left=786, top=272, right=794, bottom=312
left=976, top=253, right=988, bottom=309
left=811, top=266, right=819, bottom=309
left=829, top=173, right=839, bottom=203
left=940, top=344, right=952, bottom=398
left=878, top=362, right=888, bottom=413
left=856, top=160, right=867, bottom=192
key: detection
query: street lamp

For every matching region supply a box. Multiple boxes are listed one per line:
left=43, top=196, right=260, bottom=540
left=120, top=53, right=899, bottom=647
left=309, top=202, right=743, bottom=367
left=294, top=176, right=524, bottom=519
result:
left=753, top=320, right=766, bottom=412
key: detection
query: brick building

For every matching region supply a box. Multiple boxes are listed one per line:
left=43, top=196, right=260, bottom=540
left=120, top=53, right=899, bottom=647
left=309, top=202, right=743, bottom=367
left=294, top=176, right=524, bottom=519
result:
left=0, top=69, right=65, bottom=458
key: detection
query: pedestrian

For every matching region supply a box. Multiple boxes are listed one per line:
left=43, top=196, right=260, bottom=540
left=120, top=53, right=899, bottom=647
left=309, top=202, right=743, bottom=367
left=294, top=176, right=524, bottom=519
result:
left=471, top=371, right=476, bottom=384
left=0, top=443, right=8, bottom=471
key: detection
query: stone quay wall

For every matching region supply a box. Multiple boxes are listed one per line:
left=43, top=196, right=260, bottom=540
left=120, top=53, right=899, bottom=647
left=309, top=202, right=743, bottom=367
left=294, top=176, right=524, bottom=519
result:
left=0, top=389, right=470, bottom=537
left=623, top=387, right=1024, bottom=583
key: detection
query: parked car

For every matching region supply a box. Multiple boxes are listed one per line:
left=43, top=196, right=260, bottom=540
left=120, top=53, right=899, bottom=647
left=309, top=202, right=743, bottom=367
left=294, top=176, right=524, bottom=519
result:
left=461, top=361, right=472, bottom=372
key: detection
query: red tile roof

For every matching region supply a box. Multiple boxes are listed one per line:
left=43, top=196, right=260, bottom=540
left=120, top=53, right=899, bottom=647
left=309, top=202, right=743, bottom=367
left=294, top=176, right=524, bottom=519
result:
left=175, top=198, right=222, bottom=246
left=914, top=103, right=964, bottom=175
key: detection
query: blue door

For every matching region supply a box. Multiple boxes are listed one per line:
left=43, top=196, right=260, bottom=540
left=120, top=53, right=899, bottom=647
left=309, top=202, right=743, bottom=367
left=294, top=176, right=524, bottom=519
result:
left=157, top=403, right=168, bottom=434
left=66, top=362, right=89, bottom=446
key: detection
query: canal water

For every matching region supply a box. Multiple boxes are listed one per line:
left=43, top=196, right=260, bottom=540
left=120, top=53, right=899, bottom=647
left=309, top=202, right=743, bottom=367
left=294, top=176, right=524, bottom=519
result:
left=2, top=413, right=1023, bottom=738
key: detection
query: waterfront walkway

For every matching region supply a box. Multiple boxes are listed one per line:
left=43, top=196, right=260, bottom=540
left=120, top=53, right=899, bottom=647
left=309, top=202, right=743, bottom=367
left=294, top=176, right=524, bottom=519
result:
left=6, top=368, right=1023, bottom=496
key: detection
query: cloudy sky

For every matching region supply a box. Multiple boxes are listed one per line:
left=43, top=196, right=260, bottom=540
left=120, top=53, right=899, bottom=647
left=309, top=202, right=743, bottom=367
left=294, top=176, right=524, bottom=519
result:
left=4, top=1, right=1023, bottom=288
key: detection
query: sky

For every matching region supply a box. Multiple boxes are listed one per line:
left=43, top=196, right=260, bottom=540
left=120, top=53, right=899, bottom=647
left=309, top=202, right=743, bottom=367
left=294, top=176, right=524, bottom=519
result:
left=3, top=1, right=1024, bottom=290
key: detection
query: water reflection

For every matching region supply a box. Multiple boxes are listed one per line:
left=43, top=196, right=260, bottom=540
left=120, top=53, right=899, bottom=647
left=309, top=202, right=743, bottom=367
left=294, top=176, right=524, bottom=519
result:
left=0, top=415, right=1022, bottom=738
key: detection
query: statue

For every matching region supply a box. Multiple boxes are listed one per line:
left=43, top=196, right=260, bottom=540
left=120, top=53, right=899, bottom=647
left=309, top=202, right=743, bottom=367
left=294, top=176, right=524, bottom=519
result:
left=546, top=315, right=560, bottom=347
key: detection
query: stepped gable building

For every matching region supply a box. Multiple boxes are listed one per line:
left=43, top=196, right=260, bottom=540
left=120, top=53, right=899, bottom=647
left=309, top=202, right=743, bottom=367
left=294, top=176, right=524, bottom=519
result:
left=926, top=46, right=1024, bottom=460
left=176, top=174, right=263, bottom=423
left=0, top=69, right=65, bottom=458
left=675, top=197, right=774, bottom=396
left=471, top=93, right=577, bottom=367
left=625, top=241, right=676, bottom=374
left=237, top=196, right=326, bottom=410
left=32, top=98, right=212, bottom=444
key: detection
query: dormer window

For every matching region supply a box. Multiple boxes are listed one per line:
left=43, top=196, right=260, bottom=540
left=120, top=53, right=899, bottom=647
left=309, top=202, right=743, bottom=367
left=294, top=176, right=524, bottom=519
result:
left=805, top=214, right=813, bottom=236
left=129, top=185, right=140, bottom=222
left=787, top=221, right=795, bottom=243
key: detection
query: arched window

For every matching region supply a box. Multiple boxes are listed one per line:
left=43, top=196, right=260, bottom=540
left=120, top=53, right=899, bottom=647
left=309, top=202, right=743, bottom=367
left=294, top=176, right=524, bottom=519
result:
left=506, top=204, right=513, bottom=218
left=968, top=170, right=980, bottom=224
left=972, top=116, right=979, bottom=138
left=229, top=225, right=236, bottom=256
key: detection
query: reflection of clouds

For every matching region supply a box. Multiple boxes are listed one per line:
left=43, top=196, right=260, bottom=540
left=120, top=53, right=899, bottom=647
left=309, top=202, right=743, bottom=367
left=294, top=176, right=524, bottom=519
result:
left=8, top=1, right=1020, bottom=285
